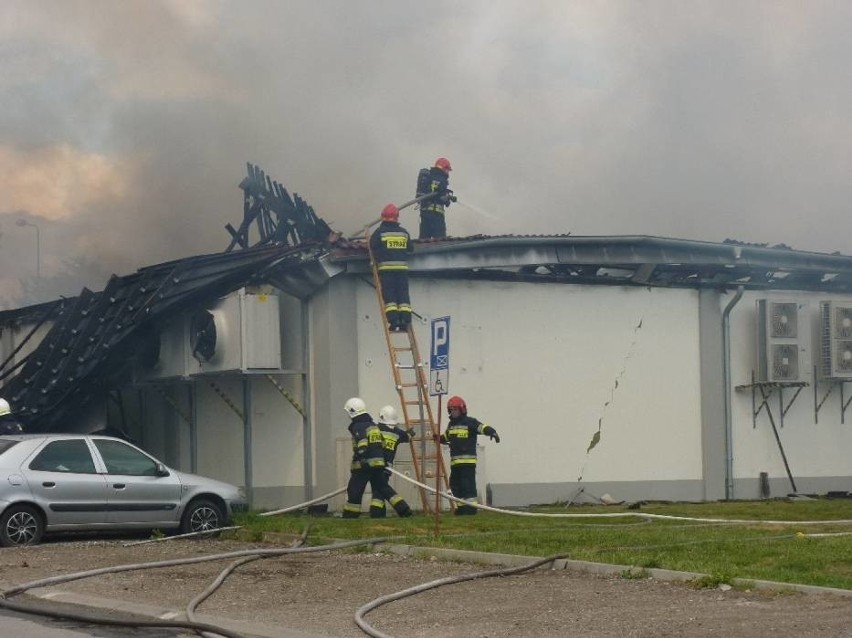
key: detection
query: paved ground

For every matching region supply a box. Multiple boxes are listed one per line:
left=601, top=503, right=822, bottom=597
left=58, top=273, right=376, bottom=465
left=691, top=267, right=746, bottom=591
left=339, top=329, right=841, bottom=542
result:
left=1, top=535, right=851, bottom=637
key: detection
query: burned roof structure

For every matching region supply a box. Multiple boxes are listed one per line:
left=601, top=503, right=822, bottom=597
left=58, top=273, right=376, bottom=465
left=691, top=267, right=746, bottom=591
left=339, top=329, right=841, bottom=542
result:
left=2, top=162, right=852, bottom=433
left=0, top=164, right=338, bottom=432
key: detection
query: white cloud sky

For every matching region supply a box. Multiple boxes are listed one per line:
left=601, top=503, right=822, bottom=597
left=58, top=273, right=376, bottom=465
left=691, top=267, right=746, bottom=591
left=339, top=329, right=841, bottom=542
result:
left=1, top=0, right=851, bottom=307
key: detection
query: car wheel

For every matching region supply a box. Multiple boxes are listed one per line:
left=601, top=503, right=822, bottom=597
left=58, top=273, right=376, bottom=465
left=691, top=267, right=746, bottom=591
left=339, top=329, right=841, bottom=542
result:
left=180, top=498, right=224, bottom=536
left=0, top=505, right=44, bottom=547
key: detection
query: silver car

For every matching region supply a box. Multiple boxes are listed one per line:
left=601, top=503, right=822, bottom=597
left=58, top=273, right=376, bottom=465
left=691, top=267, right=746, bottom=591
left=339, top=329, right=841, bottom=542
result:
left=0, top=434, right=248, bottom=546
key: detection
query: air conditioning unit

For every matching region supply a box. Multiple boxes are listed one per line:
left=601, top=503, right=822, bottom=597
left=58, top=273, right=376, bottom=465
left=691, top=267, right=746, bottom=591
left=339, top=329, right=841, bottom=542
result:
left=755, top=299, right=811, bottom=383
left=138, top=315, right=190, bottom=380
left=139, top=289, right=282, bottom=381
left=188, top=289, right=282, bottom=375
left=819, top=301, right=852, bottom=379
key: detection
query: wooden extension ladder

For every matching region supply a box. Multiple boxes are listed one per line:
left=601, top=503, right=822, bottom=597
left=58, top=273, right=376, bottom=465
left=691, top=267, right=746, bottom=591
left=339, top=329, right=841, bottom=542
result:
left=368, top=246, right=450, bottom=513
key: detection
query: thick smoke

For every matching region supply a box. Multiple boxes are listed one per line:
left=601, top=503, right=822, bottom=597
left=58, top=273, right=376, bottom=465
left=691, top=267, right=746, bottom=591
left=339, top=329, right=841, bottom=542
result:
left=2, top=1, right=852, bottom=308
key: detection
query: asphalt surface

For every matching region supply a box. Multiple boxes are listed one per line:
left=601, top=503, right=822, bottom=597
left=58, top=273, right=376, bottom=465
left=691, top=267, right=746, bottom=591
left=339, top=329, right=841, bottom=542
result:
left=0, top=606, right=182, bottom=637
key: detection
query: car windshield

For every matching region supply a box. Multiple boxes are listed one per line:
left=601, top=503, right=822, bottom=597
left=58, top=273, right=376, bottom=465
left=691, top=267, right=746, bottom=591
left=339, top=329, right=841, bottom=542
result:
left=0, top=439, right=19, bottom=455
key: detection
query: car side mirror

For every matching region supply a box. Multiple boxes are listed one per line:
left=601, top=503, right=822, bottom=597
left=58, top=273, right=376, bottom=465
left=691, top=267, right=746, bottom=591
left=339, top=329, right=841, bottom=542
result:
left=155, top=463, right=170, bottom=477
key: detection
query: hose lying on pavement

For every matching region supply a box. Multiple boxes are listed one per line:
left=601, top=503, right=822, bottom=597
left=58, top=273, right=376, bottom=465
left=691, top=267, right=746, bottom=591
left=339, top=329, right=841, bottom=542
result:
left=355, top=554, right=569, bottom=638
left=185, top=526, right=310, bottom=638
left=1, top=536, right=388, bottom=638
left=0, top=595, right=247, bottom=638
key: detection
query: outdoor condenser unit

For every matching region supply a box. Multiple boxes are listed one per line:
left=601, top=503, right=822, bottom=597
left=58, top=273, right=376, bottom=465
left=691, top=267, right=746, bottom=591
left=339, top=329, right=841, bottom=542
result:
left=140, top=289, right=282, bottom=380
left=755, top=299, right=811, bottom=383
left=188, top=289, right=282, bottom=375
left=819, top=301, right=852, bottom=379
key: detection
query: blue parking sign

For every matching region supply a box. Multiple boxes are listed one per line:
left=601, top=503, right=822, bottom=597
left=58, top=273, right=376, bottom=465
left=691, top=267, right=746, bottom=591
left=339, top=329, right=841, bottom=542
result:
left=430, top=316, right=450, bottom=396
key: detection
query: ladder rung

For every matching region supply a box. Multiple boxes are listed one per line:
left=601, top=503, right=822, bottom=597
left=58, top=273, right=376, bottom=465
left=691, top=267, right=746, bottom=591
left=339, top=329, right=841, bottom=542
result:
left=391, top=346, right=413, bottom=353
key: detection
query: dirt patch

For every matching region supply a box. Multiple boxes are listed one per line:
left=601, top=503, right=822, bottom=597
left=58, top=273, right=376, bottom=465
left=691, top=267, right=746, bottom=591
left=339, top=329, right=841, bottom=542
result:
left=1, top=537, right=851, bottom=637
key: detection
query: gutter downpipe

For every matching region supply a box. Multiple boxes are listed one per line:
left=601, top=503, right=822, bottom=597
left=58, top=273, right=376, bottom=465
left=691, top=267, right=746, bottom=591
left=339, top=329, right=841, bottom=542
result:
left=722, top=286, right=745, bottom=500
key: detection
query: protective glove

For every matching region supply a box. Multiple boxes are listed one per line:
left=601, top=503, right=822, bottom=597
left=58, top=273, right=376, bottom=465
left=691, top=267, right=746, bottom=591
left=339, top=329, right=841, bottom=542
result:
left=407, top=428, right=417, bottom=439
left=489, top=432, right=500, bottom=443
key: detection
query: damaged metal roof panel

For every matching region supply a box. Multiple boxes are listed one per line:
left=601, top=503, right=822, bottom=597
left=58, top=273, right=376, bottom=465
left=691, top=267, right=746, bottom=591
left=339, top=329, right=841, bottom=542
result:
left=0, top=243, right=319, bottom=432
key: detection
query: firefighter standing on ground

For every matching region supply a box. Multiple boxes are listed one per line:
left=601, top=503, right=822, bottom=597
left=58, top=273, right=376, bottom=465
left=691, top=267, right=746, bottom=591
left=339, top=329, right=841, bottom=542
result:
left=416, top=157, right=456, bottom=239
left=370, top=203, right=413, bottom=332
left=0, top=398, right=24, bottom=435
left=373, top=405, right=417, bottom=517
left=342, top=397, right=413, bottom=519
left=438, top=395, right=499, bottom=515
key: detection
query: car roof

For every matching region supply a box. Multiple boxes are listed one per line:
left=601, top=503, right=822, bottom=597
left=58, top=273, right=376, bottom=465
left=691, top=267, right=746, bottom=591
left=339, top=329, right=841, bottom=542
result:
left=0, top=433, right=126, bottom=442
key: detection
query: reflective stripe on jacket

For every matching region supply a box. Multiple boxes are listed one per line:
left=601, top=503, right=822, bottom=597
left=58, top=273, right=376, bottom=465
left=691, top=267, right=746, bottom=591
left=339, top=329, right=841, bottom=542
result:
left=348, top=414, right=386, bottom=469
left=440, top=416, right=496, bottom=466
left=370, top=221, right=412, bottom=268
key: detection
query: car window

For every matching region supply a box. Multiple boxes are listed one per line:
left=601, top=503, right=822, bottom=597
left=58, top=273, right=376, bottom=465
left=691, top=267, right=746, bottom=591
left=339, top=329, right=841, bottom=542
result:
left=29, top=440, right=97, bottom=474
left=94, top=439, right=159, bottom=476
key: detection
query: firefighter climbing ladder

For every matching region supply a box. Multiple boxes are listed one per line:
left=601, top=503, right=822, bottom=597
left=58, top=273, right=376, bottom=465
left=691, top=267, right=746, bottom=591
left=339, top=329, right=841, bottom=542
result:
left=368, top=246, right=450, bottom=513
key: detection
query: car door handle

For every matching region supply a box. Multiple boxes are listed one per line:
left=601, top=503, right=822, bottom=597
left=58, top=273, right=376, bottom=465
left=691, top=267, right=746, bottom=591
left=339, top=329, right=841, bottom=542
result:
left=112, top=483, right=126, bottom=489
left=42, top=481, right=55, bottom=488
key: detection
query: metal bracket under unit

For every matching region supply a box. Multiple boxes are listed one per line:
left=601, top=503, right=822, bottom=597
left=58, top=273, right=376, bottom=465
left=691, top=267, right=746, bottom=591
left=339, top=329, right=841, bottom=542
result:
left=735, top=370, right=803, bottom=494
left=736, top=370, right=808, bottom=430
left=812, top=365, right=852, bottom=424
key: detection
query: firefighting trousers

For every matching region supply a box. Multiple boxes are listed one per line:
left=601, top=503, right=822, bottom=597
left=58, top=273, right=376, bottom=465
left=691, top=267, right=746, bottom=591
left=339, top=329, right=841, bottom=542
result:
left=449, top=463, right=478, bottom=515
left=343, top=468, right=412, bottom=518
left=378, top=270, right=411, bottom=327
left=419, top=211, right=446, bottom=239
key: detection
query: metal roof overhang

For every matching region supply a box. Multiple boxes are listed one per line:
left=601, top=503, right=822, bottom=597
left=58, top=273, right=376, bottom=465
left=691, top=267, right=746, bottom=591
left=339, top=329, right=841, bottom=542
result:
left=339, top=235, right=852, bottom=292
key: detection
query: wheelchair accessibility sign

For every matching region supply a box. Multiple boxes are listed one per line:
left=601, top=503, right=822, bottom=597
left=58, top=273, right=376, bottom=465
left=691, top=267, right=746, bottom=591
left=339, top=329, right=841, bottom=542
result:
left=429, top=316, right=450, bottom=396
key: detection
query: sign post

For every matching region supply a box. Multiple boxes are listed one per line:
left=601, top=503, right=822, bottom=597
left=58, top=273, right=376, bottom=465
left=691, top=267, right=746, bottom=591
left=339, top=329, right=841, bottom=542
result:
left=430, top=317, right=449, bottom=529
left=430, top=316, right=450, bottom=397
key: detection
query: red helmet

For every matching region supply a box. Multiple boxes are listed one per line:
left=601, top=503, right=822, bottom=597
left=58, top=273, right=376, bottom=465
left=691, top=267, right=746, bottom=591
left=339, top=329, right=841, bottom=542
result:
left=381, top=203, right=399, bottom=221
left=434, top=157, right=452, bottom=172
left=447, top=395, right=467, bottom=415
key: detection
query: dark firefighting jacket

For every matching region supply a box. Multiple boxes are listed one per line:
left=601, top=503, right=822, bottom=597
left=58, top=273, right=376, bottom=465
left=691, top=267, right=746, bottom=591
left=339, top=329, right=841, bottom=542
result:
left=370, top=221, right=412, bottom=271
left=0, top=414, right=23, bottom=435
left=416, top=167, right=452, bottom=215
left=440, top=416, right=497, bottom=466
left=348, top=414, right=386, bottom=472
left=379, top=423, right=415, bottom=465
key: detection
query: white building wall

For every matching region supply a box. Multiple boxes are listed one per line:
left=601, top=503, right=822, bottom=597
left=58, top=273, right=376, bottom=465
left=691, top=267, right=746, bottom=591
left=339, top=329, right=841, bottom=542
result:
left=194, top=378, right=245, bottom=487
left=355, top=279, right=703, bottom=505
left=727, top=290, right=852, bottom=497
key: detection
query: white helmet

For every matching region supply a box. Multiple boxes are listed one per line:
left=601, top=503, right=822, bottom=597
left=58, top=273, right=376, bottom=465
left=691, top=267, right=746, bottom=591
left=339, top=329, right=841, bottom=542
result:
left=378, top=405, right=399, bottom=425
left=0, top=398, right=10, bottom=417
left=344, top=397, right=367, bottom=418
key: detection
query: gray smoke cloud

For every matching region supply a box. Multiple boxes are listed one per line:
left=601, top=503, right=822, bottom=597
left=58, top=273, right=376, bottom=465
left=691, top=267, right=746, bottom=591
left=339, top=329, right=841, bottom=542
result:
left=2, top=1, right=852, bottom=308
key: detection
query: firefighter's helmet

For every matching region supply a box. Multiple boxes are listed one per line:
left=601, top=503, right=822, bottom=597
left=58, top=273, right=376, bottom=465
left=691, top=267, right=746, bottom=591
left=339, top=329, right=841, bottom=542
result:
left=381, top=203, right=399, bottom=222
left=0, top=398, right=10, bottom=417
left=378, top=405, right=399, bottom=425
left=447, top=395, right=467, bottom=415
left=434, top=157, right=452, bottom=172
left=344, top=397, right=367, bottom=418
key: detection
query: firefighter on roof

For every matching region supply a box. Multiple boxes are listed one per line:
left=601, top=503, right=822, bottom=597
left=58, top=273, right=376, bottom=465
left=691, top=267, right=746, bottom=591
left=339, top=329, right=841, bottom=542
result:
left=370, top=203, right=413, bottom=332
left=342, top=397, right=413, bottom=518
left=438, top=395, right=499, bottom=515
left=416, top=157, right=456, bottom=239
